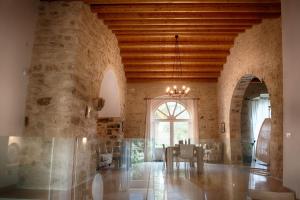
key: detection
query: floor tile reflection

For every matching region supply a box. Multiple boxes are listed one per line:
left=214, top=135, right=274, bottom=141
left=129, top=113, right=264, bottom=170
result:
left=100, top=162, right=289, bottom=200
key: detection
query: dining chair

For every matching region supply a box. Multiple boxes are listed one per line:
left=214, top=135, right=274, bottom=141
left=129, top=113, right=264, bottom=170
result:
left=174, top=144, right=180, bottom=168
left=178, top=144, right=195, bottom=172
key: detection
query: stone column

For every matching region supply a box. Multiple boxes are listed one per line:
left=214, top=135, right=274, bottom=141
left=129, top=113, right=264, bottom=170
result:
left=22, top=1, right=126, bottom=198
left=25, top=2, right=84, bottom=138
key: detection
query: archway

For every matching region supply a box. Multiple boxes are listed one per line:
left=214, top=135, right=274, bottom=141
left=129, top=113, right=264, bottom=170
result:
left=229, top=75, right=271, bottom=167
left=98, top=69, right=121, bottom=118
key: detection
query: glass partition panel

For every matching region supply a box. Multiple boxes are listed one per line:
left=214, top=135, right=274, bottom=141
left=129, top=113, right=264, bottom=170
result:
left=0, top=136, right=77, bottom=200
left=0, top=136, right=154, bottom=200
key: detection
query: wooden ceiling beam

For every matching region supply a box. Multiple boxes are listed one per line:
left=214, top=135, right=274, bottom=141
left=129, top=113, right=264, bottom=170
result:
left=113, top=30, right=245, bottom=35
left=91, top=3, right=280, bottom=13
left=119, top=44, right=232, bottom=52
left=117, top=34, right=236, bottom=42
left=86, top=0, right=280, bottom=4
left=108, top=24, right=252, bottom=31
left=124, top=61, right=224, bottom=66
left=120, top=49, right=230, bottom=53
left=104, top=19, right=261, bottom=26
left=125, top=64, right=224, bottom=69
left=119, top=41, right=234, bottom=46
left=115, top=32, right=239, bottom=36
left=126, top=78, right=218, bottom=82
left=124, top=65, right=223, bottom=72
left=97, top=12, right=280, bottom=20
left=120, top=52, right=230, bottom=59
left=122, top=57, right=227, bottom=62
left=125, top=71, right=220, bottom=78
left=122, top=55, right=228, bottom=60
left=119, top=44, right=232, bottom=48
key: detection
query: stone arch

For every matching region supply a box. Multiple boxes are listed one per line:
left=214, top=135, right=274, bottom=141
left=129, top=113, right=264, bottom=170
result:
left=98, top=68, right=121, bottom=118
left=218, top=19, right=283, bottom=178
left=229, top=74, right=270, bottom=163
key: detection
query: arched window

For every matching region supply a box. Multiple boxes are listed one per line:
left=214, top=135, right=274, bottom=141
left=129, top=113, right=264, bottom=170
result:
left=153, top=101, right=190, bottom=147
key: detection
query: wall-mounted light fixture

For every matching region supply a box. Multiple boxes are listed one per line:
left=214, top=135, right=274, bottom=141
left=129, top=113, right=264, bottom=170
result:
left=93, top=97, right=105, bottom=111
left=220, top=122, right=226, bottom=133
left=85, top=105, right=92, bottom=118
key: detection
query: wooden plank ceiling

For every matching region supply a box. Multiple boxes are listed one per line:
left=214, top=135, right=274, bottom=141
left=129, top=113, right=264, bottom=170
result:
left=86, top=0, right=281, bottom=82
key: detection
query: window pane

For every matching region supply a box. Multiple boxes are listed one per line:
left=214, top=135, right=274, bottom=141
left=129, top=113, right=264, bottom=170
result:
left=176, top=110, right=190, bottom=119
left=174, top=122, right=189, bottom=144
left=166, top=102, right=177, bottom=116
left=155, top=122, right=170, bottom=148
left=157, top=103, right=169, bottom=116
left=174, top=103, right=186, bottom=116
left=154, top=110, right=167, bottom=119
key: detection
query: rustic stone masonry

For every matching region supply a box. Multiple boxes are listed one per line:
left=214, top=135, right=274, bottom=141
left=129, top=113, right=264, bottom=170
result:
left=125, top=81, right=219, bottom=141
left=218, top=18, right=283, bottom=178
left=22, top=1, right=126, bottom=198
left=25, top=1, right=126, bottom=138
left=97, top=117, right=124, bottom=151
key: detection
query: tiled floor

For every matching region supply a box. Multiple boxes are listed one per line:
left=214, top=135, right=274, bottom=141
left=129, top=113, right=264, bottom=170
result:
left=0, top=162, right=291, bottom=200
left=100, top=162, right=290, bottom=200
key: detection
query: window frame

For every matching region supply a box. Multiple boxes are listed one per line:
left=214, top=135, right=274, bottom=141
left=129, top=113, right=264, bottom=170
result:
left=153, top=101, right=191, bottom=147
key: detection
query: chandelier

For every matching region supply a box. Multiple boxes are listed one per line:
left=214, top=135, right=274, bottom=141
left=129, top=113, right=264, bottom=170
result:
left=166, top=35, right=190, bottom=97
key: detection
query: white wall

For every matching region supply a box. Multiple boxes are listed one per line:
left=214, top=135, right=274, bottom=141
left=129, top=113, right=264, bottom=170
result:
left=98, top=69, right=121, bottom=118
left=282, top=0, right=300, bottom=197
left=0, top=0, right=38, bottom=136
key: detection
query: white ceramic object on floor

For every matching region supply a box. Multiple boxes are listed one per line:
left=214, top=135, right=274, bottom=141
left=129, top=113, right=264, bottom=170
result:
left=92, top=173, right=103, bottom=200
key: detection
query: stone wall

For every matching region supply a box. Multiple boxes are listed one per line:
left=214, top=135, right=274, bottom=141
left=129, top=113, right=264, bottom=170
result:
left=217, top=18, right=283, bottom=178
left=97, top=117, right=124, bottom=154
left=125, top=81, right=219, bottom=141
left=25, top=1, right=126, bottom=138
left=22, top=1, right=125, bottom=198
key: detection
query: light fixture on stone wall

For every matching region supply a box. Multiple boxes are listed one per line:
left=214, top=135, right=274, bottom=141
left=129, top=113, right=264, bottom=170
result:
left=93, top=97, right=105, bottom=111
left=85, top=105, right=92, bottom=118
left=166, top=35, right=190, bottom=97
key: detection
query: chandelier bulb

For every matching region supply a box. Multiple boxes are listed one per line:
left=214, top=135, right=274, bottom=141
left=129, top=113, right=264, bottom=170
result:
left=166, top=87, right=170, bottom=92
left=165, top=84, right=190, bottom=97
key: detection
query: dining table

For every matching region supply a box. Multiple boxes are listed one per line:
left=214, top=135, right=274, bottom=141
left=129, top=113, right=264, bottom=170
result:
left=165, top=145, right=204, bottom=173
